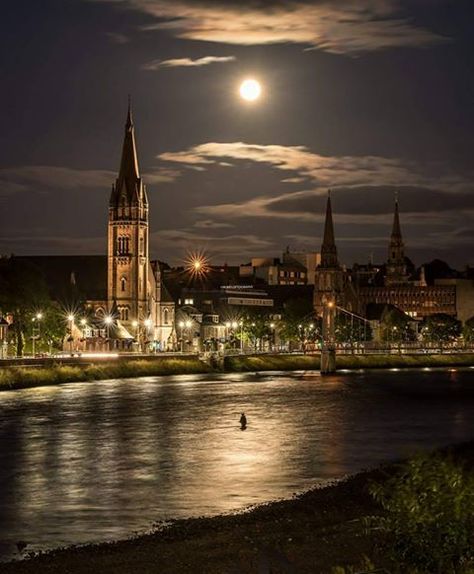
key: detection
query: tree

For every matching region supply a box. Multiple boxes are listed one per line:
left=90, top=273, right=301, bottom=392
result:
left=335, top=312, right=372, bottom=345
left=279, top=298, right=321, bottom=350
left=421, top=313, right=461, bottom=346
left=379, top=306, right=415, bottom=344
left=0, top=258, right=62, bottom=356
left=370, top=454, right=474, bottom=573
left=238, top=309, right=272, bottom=351
left=462, top=316, right=474, bottom=344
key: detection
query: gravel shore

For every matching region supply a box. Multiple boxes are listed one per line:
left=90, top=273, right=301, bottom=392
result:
left=3, top=441, right=473, bottom=574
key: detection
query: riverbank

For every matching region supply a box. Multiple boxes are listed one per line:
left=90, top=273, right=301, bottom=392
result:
left=0, top=356, right=211, bottom=391
left=1, top=352, right=474, bottom=392
left=225, top=352, right=474, bottom=372
left=4, top=440, right=474, bottom=574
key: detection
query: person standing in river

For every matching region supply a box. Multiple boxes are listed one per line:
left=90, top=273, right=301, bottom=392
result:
left=240, top=413, right=247, bottom=430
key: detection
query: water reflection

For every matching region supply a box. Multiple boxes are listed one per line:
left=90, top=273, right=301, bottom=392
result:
left=0, top=369, right=473, bottom=559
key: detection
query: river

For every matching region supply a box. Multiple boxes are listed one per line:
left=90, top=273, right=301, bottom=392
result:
left=0, top=368, right=473, bottom=559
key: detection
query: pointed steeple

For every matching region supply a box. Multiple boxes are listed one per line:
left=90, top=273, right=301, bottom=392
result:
left=320, top=190, right=338, bottom=268
left=391, top=192, right=402, bottom=240
left=110, top=98, right=144, bottom=208
left=118, top=97, right=140, bottom=185
left=386, top=193, right=408, bottom=285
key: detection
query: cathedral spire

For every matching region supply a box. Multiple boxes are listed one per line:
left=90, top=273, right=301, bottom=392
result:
left=119, top=96, right=140, bottom=183
left=126, top=94, right=133, bottom=129
left=391, top=192, right=402, bottom=240
left=110, top=98, right=142, bottom=207
left=386, top=193, right=408, bottom=285
left=320, top=190, right=338, bottom=268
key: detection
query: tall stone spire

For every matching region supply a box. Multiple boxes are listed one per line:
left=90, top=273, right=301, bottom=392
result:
left=110, top=98, right=146, bottom=208
left=314, top=190, right=345, bottom=319
left=391, top=193, right=402, bottom=241
left=320, top=190, right=338, bottom=268
left=108, top=99, right=150, bottom=335
left=386, top=193, right=408, bottom=285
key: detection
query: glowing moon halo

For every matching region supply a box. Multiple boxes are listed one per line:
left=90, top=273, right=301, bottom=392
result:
left=239, top=79, right=261, bottom=102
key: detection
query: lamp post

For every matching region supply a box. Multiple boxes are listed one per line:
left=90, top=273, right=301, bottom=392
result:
left=31, top=312, right=43, bottom=357
left=31, top=317, right=36, bottom=358
left=67, top=314, right=75, bottom=354
left=231, top=321, right=238, bottom=351
left=321, top=299, right=336, bottom=374
left=185, top=320, right=192, bottom=352
left=36, top=312, right=43, bottom=347
left=239, top=320, right=244, bottom=354
left=80, top=318, right=87, bottom=351
left=178, top=321, right=185, bottom=353
left=144, top=318, right=153, bottom=353
left=104, top=315, right=113, bottom=351
left=269, top=322, right=275, bottom=352
left=298, top=324, right=303, bottom=352
left=132, top=320, right=139, bottom=352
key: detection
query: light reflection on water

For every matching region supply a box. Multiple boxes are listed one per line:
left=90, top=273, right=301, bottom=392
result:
left=0, top=369, right=473, bottom=559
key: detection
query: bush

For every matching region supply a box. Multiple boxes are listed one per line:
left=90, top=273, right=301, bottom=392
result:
left=369, top=454, right=474, bottom=573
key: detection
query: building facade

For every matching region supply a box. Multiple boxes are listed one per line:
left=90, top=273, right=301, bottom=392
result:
left=106, top=103, right=175, bottom=350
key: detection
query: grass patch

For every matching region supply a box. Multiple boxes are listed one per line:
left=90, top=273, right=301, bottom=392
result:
left=0, top=358, right=212, bottom=391
left=337, top=353, right=474, bottom=369
left=1, top=353, right=472, bottom=392
left=225, top=353, right=474, bottom=372
left=224, top=354, right=321, bottom=372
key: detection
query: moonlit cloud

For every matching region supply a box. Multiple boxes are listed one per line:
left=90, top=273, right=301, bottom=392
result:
left=92, top=0, right=446, bottom=54
left=159, top=142, right=470, bottom=193
left=142, top=55, right=235, bottom=70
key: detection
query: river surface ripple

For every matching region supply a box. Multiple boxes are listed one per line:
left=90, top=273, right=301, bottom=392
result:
left=0, top=368, right=473, bottom=559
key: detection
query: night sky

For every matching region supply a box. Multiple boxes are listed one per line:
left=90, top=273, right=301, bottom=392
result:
left=1, top=0, right=473, bottom=267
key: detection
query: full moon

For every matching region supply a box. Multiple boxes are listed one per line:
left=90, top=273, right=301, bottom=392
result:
left=239, top=79, right=261, bottom=102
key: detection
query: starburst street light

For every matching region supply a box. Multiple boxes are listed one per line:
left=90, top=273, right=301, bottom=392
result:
left=184, top=251, right=210, bottom=280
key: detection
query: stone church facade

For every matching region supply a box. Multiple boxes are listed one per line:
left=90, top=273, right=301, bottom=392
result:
left=106, top=102, right=175, bottom=351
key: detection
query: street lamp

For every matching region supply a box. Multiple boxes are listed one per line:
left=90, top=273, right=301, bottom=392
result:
left=269, top=323, right=275, bottom=352
left=80, top=318, right=87, bottom=350
left=36, top=312, right=43, bottom=336
left=178, top=320, right=185, bottom=352
left=104, top=315, right=113, bottom=349
left=31, top=317, right=37, bottom=357
left=132, top=320, right=139, bottom=352
left=239, top=320, right=244, bottom=354
left=144, top=318, right=153, bottom=353
left=31, top=312, right=43, bottom=356
left=67, top=314, right=75, bottom=353
left=185, top=320, right=192, bottom=351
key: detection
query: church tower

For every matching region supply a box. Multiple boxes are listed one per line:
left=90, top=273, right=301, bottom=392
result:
left=107, top=101, right=150, bottom=330
left=385, top=195, right=408, bottom=286
left=314, top=191, right=344, bottom=315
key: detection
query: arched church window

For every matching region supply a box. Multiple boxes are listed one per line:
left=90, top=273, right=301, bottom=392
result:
left=121, top=277, right=127, bottom=292
left=164, top=308, right=169, bottom=324
left=140, top=236, right=144, bottom=255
